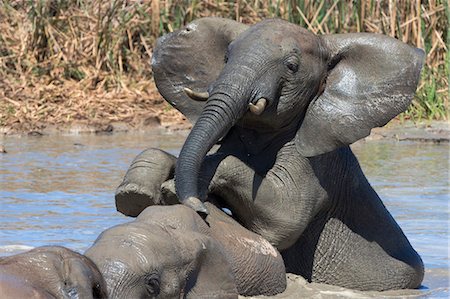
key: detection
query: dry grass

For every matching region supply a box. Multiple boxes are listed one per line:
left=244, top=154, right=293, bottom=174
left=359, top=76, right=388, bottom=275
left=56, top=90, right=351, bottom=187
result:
left=0, top=0, right=448, bottom=133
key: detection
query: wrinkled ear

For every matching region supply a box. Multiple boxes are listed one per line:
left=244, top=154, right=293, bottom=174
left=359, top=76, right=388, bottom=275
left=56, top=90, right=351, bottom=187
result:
left=296, top=33, right=425, bottom=157
left=152, top=17, right=249, bottom=123
left=180, top=232, right=237, bottom=299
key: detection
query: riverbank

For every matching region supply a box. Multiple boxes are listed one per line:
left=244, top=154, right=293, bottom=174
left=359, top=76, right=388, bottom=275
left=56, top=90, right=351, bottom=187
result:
left=1, top=119, right=448, bottom=156
left=0, top=79, right=192, bottom=136
left=362, top=120, right=450, bottom=143
left=1, top=116, right=448, bottom=144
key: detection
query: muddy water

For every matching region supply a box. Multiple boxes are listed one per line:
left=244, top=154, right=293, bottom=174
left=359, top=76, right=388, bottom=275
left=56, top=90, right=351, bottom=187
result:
left=0, top=131, right=448, bottom=297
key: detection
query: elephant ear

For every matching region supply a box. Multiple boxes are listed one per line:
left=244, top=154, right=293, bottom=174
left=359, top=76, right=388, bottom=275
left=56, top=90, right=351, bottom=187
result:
left=152, top=17, right=249, bottom=123
left=296, top=33, right=425, bottom=157
left=179, top=232, right=238, bottom=299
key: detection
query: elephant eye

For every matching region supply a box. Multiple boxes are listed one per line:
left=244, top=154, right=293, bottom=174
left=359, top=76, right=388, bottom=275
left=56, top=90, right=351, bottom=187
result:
left=286, top=61, right=299, bottom=73
left=145, top=276, right=160, bottom=296
left=92, top=282, right=105, bottom=298
left=224, top=50, right=229, bottom=64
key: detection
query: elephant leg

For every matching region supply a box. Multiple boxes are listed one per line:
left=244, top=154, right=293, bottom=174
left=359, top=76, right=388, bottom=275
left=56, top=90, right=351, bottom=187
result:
left=199, top=143, right=328, bottom=250
left=115, top=148, right=177, bottom=217
left=282, top=213, right=424, bottom=291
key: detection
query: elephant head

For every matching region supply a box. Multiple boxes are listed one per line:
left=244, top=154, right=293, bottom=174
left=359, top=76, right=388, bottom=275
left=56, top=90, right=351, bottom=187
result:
left=85, top=203, right=286, bottom=298
left=85, top=206, right=237, bottom=298
left=0, top=246, right=107, bottom=299
left=152, top=17, right=424, bottom=213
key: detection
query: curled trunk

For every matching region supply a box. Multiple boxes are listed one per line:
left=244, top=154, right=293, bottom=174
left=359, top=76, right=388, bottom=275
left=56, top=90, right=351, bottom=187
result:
left=175, top=92, right=247, bottom=212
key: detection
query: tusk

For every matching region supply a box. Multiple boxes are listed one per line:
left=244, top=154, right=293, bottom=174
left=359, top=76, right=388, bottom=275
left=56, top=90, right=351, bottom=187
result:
left=248, top=98, right=267, bottom=115
left=183, top=87, right=209, bottom=101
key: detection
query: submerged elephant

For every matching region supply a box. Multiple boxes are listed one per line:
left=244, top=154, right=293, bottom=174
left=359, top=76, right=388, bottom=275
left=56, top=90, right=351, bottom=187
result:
left=0, top=246, right=107, bottom=299
left=85, top=203, right=286, bottom=298
left=116, top=17, right=424, bottom=291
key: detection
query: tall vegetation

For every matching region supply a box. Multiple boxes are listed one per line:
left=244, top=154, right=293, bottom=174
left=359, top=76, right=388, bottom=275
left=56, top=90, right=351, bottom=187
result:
left=0, top=0, right=448, bottom=126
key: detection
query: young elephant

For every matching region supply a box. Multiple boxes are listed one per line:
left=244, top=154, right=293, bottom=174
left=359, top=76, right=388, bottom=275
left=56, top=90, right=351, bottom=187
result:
left=85, top=203, right=286, bottom=298
left=0, top=246, right=107, bottom=299
left=116, top=17, right=424, bottom=291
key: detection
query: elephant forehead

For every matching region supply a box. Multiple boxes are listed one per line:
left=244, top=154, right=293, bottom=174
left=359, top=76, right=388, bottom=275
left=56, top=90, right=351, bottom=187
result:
left=232, top=19, right=319, bottom=56
left=138, top=205, right=203, bottom=231
left=122, top=233, right=175, bottom=258
left=251, top=18, right=307, bottom=36
left=93, top=246, right=156, bottom=277
left=101, top=225, right=183, bottom=260
left=93, top=227, right=165, bottom=259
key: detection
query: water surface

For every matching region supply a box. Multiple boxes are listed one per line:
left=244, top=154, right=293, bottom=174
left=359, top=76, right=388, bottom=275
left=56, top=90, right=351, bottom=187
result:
left=0, top=131, right=448, bottom=297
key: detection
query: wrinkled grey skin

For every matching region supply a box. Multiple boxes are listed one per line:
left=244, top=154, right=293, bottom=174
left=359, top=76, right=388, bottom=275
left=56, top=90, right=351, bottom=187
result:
left=0, top=246, right=107, bottom=299
left=116, top=17, right=425, bottom=291
left=86, top=203, right=286, bottom=298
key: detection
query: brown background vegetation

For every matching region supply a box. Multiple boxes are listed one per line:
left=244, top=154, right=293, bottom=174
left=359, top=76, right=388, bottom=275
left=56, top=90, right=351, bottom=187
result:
left=0, top=0, right=448, bottom=134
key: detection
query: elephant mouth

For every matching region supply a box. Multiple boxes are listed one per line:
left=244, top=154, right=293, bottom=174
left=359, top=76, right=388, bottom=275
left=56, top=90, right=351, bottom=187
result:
left=183, top=87, right=268, bottom=116
left=248, top=97, right=268, bottom=115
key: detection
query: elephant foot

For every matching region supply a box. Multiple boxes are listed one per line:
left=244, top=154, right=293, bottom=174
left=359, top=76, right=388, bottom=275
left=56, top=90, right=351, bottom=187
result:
left=160, top=180, right=209, bottom=217
left=183, top=197, right=209, bottom=218
left=160, top=180, right=180, bottom=205
left=115, top=148, right=177, bottom=217
left=115, top=183, right=159, bottom=217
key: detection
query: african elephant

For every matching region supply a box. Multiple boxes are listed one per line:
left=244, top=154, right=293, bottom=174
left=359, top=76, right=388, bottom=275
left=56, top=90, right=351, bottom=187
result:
left=85, top=203, right=286, bottom=298
left=0, top=246, right=107, bottom=299
left=116, top=17, right=424, bottom=291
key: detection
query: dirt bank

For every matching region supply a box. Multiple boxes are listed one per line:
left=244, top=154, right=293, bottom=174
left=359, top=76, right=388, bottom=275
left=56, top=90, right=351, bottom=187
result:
left=2, top=99, right=448, bottom=146
left=362, top=120, right=450, bottom=143
left=0, top=78, right=191, bottom=136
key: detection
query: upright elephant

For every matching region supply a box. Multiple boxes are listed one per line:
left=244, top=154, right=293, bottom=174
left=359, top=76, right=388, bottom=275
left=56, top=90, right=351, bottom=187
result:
left=86, top=203, right=286, bottom=298
left=116, top=17, right=425, bottom=291
left=0, top=246, right=107, bottom=299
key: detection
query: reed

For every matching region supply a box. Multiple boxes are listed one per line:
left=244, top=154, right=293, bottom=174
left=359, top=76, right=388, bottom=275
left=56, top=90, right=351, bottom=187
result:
left=0, top=0, right=447, bottom=131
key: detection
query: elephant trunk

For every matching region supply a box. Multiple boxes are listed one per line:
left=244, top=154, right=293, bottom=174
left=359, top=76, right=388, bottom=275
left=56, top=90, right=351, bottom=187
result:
left=175, top=89, right=248, bottom=213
